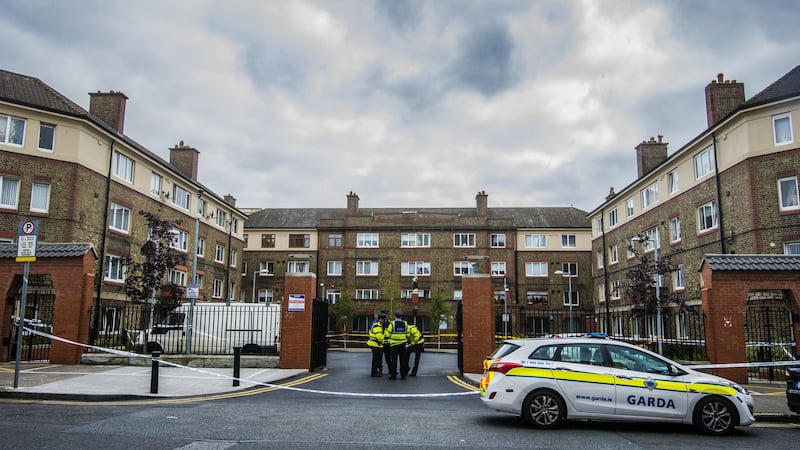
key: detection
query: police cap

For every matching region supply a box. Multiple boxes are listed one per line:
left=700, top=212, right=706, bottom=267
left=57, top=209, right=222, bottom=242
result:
left=377, top=312, right=387, bottom=319
left=394, top=310, right=404, bottom=317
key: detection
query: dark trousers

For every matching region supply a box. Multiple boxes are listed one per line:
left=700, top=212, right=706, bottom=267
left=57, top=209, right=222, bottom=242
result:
left=388, top=344, right=408, bottom=379
left=408, top=344, right=423, bottom=376
left=371, top=346, right=383, bottom=376
left=383, top=344, right=391, bottom=370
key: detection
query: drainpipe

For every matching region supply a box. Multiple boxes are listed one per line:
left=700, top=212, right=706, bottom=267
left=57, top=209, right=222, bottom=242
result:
left=711, top=133, right=727, bottom=253
left=90, top=140, right=115, bottom=344
left=599, top=211, right=611, bottom=331
left=226, top=212, right=233, bottom=306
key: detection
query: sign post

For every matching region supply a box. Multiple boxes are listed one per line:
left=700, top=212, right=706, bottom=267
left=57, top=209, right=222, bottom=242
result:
left=14, top=220, right=38, bottom=388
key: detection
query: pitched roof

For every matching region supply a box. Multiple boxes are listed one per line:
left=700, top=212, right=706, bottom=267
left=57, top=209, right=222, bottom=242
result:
left=743, top=64, right=800, bottom=107
left=700, top=254, right=800, bottom=272
left=0, top=242, right=96, bottom=259
left=0, top=70, right=87, bottom=117
left=245, top=206, right=591, bottom=229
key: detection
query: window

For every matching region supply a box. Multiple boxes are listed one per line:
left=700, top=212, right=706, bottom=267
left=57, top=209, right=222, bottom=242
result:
left=785, top=242, right=800, bottom=255
left=453, top=290, right=463, bottom=301
left=402, top=261, right=431, bottom=276
left=596, top=250, right=604, bottom=269
left=453, top=233, right=475, bottom=247
left=109, top=203, right=130, bottom=233
left=171, top=229, right=188, bottom=251
left=357, top=233, right=379, bottom=248
left=561, top=234, right=576, bottom=248
left=494, top=290, right=507, bottom=304
left=257, top=289, right=274, bottom=303
left=608, top=209, right=618, bottom=227
left=168, top=269, right=187, bottom=286
left=356, top=289, right=380, bottom=300
left=563, top=291, right=579, bottom=307
left=673, top=264, right=685, bottom=290
left=328, top=233, right=343, bottom=247
left=524, top=234, right=546, bottom=248
left=216, top=210, right=227, bottom=228
left=259, top=261, right=275, bottom=275
left=214, top=244, right=225, bottom=263
left=607, top=345, right=670, bottom=375
left=0, top=176, right=20, bottom=209
left=326, top=289, right=341, bottom=304
left=697, top=201, right=718, bottom=232
left=198, top=198, right=206, bottom=217
left=773, top=112, right=793, bottom=145
left=609, top=244, right=619, bottom=264
left=229, top=249, right=237, bottom=268
left=490, top=261, right=506, bottom=276
left=356, top=260, right=379, bottom=276
left=172, top=185, right=190, bottom=210
left=0, top=114, right=25, bottom=145
left=30, top=182, right=50, bottom=213
left=38, top=123, right=55, bottom=151
left=694, top=145, right=715, bottom=179
left=453, top=261, right=475, bottom=276
left=670, top=216, right=682, bottom=242
left=641, top=182, right=658, bottom=209
left=626, top=197, right=634, bottom=217
left=667, top=170, right=679, bottom=194
left=261, top=234, right=276, bottom=248
left=526, top=291, right=548, bottom=305
left=196, top=237, right=205, bottom=258
left=243, top=234, right=249, bottom=249
left=561, top=262, right=577, bottom=276
left=779, top=176, right=799, bottom=211
left=104, top=255, right=125, bottom=282
left=150, top=172, right=162, bottom=196
left=113, top=151, right=134, bottom=182
left=212, top=279, right=222, bottom=298
left=401, top=233, right=430, bottom=247
left=287, top=261, right=309, bottom=273
left=289, top=234, right=310, bottom=248
left=230, top=217, right=239, bottom=233
left=611, top=280, right=621, bottom=299
left=490, top=234, right=506, bottom=248
left=598, top=284, right=606, bottom=303
left=327, top=260, right=342, bottom=276
left=525, top=262, right=548, bottom=277
left=642, top=227, right=660, bottom=251
left=401, top=289, right=427, bottom=299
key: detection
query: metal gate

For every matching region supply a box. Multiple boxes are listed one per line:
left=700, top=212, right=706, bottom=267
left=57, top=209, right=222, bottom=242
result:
left=310, top=298, right=328, bottom=370
left=456, top=301, right=463, bottom=373
left=7, top=292, right=55, bottom=361
left=745, top=294, right=796, bottom=381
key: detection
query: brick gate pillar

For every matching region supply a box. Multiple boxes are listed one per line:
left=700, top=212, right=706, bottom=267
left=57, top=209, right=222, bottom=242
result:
left=700, top=264, right=748, bottom=384
left=461, top=274, right=495, bottom=374
left=279, top=273, right=317, bottom=370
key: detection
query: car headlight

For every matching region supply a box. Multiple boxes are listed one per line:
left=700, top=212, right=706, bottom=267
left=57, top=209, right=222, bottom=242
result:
left=729, top=382, right=748, bottom=395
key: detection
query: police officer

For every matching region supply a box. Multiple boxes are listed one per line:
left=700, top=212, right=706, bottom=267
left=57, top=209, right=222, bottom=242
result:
left=368, top=312, right=386, bottom=377
left=384, top=310, right=410, bottom=380
left=407, top=322, right=424, bottom=377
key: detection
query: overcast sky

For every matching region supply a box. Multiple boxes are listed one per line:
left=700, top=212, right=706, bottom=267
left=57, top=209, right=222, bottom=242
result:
left=3, top=0, right=799, bottom=211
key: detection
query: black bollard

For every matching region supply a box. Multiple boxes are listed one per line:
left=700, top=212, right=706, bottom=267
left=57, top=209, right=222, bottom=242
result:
left=233, top=346, right=241, bottom=387
left=150, top=351, right=161, bottom=394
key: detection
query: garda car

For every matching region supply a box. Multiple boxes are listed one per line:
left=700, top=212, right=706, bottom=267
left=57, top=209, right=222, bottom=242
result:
left=479, top=335, right=755, bottom=435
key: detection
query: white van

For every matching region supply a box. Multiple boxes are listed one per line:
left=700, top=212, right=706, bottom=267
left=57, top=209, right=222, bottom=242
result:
left=137, top=302, right=281, bottom=355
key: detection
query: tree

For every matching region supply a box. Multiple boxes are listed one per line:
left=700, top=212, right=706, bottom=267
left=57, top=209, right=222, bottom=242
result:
left=427, top=285, right=450, bottom=333
left=380, top=279, right=401, bottom=315
left=123, top=211, right=186, bottom=310
left=334, top=290, right=355, bottom=334
left=625, top=235, right=686, bottom=316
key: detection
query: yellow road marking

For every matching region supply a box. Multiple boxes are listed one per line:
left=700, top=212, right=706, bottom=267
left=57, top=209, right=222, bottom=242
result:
left=448, top=375, right=479, bottom=391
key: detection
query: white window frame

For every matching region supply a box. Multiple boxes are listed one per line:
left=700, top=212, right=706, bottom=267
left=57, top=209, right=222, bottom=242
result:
left=150, top=172, right=162, bottom=196
left=453, top=290, right=463, bottom=301
left=561, top=262, right=578, bottom=276
left=109, top=203, right=131, bottom=233
left=597, top=250, right=604, bottom=269
left=524, top=234, right=546, bottom=248
left=561, top=234, right=576, bottom=248
left=214, top=244, right=225, bottom=263
left=490, top=261, right=506, bottom=276
left=259, top=261, right=275, bottom=275
left=356, top=260, right=379, bottom=276
left=667, top=169, right=679, bottom=194
left=357, top=232, right=379, bottom=248
left=0, top=114, right=26, bottom=146
left=113, top=151, right=134, bottom=183
left=609, top=244, right=619, bottom=264
left=490, top=234, right=506, bottom=248
left=694, top=145, right=715, bottom=179
left=196, top=237, right=205, bottom=258
left=287, top=261, right=309, bottom=273
left=453, top=261, right=475, bottom=276
left=670, top=216, right=682, bottom=242
left=229, top=249, right=237, bottom=268
left=212, top=279, right=223, bottom=298
left=563, top=291, right=579, bottom=307
left=38, top=123, right=55, bottom=151
left=104, top=254, right=125, bottom=282
left=598, top=284, right=606, bottom=303
left=171, top=229, right=188, bottom=252
left=611, top=280, right=621, bottom=299
left=453, top=233, right=476, bottom=247
left=356, top=289, right=379, bottom=300
left=401, top=261, right=431, bottom=276
left=526, top=290, right=548, bottom=305
left=401, top=233, right=430, bottom=248
left=169, top=269, right=187, bottom=286
left=30, top=181, right=50, bottom=213
left=673, top=264, right=685, bottom=291
left=626, top=197, right=634, bottom=217
left=216, top=210, right=227, bottom=228
left=785, top=242, right=800, bottom=255
left=697, top=201, right=718, bottom=232
left=525, top=262, right=548, bottom=277
left=257, top=288, right=274, bottom=303
left=641, top=182, right=658, bottom=209
left=327, top=260, right=343, bottom=276
left=778, top=176, right=799, bottom=211
left=0, top=175, right=20, bottom=209
left=608, top=208, right=618, bottom=227
left=172, top=185, right=191, bottom=210
left=773, top=112, right=793, bottom=146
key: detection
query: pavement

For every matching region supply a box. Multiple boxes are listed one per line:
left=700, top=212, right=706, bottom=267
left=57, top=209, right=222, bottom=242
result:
left=0, top=358, right=796, bottom=423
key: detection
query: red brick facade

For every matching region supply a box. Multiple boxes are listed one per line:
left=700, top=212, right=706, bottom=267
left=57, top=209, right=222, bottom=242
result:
left=279, top=273, right=317, bottom=369
left=461, top=274, right=495, bottom=373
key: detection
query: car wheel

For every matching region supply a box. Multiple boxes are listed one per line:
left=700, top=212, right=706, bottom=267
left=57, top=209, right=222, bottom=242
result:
left=693, top=396, right=737, bottom=435
left=522, top=389, right=566, bottom=429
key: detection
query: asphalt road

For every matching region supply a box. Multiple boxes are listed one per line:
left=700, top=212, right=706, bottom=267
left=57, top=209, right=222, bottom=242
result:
left=1, top=350, right=798, bottom=449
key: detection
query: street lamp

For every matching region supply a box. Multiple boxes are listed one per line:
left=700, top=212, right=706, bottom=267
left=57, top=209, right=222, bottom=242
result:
left=252, top=270, right=263, bottom=303
left=554, top=269, right=573, bottom=333
left=186, top=189, right=203, bottom=354
left=631, top=234, right=663, bottom=355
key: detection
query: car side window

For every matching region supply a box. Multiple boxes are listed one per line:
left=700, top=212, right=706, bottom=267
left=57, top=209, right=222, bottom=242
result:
left=607, top=345, right=670, bottom=375
left=529, top=345, right=557, bottom=360
left=557, top=344, right=605, bottom=366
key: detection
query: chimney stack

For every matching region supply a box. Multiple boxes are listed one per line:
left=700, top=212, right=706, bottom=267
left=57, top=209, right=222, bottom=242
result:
left=88, top=91, right=128, bottom=133
left=169, top=140, right=200, bottom=181
left=476, top=190, right=488, bottom=216
left=705, top=73, right=745, bottom=127
left=635, top=135, right=668, bottom=178
left=224, top=194, right=236, bottom=208
left=346, top=191, right=360, bottom=215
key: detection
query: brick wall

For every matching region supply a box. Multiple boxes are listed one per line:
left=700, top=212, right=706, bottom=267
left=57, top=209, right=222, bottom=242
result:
left=461, top=274, right=495, bottom=373
left=279, top=273, right=316, bottom=369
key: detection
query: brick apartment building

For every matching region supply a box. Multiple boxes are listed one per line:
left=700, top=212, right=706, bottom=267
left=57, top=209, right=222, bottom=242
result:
left=243, top=191, right=592, bottom=334
left=0, top=69, right=247, bottom=351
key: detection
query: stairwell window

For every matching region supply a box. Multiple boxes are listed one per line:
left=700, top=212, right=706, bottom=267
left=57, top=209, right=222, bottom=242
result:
left=30, top=182, right=50, bottom=213
left=773, top=112, right=793, bottom=145
left=694, top=146, right=715, bottom=179
left=778, top=176, right=799, bottom=211
left=113, top=151, right=134, bottom=183
left=697, top=201, right=718, bottom=232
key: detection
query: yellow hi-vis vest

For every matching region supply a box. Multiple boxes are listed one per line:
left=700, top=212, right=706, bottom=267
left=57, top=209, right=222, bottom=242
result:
left=384, top=319, right=409, bottom=347
left=368, top=321, right=384, bottom=348
left=408, top=324, right=424, bottom=346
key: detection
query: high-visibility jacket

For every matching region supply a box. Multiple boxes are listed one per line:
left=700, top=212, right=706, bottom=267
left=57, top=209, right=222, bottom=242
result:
left=408, top=324, right=424, bottom=346
left=368, top=321, right=384, bottom=348
left=384, top=319, right=409, bottom=347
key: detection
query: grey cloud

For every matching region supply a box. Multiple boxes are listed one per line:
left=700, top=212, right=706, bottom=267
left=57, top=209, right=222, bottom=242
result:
left=374, top=0, right=424, bottom=33
left=449, top=21, right=518, bottom=97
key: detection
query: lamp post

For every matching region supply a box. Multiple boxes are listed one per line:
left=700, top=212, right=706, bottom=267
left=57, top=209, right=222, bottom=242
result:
left=554, top=269, right=573, bottom=333
left=186, top=189, right=203, bottom=354
left=631, top=234, right=663, bottom=355
left=252, top=270, right=262, bottom=302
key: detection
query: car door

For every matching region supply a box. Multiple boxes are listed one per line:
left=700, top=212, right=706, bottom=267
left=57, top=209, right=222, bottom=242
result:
left=552, top=343, right=616, bottom=416
left=607, top=344, right=689, bottom=420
